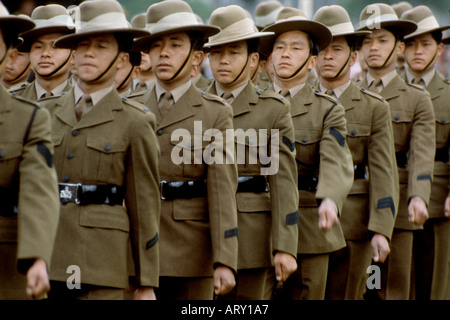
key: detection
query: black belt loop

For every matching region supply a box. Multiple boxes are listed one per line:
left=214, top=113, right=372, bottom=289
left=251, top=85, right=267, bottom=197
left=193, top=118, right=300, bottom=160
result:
left=435, top=147, right=449, bottom=163
left=160, top=180, right=207, bottom=201
left=396, top=151, right=408, bottom=168
left=58, top=183, right=124, bottom=206
left=236, top=176, right=268, bottom=193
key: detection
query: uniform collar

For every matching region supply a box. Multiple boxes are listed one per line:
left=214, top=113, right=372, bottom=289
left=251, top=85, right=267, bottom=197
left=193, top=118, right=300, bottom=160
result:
left=318, top=80, right=351, bottom=99
left=367, top=69, right=397, bottom=89
left=405, top=67, right=435, bottom=87
left=215, top=82, right=247, bottom=104
left=273, top=81, right=306, bottom=98
left=74, top=82, right=114, bottom=106
left=35, top=79, right=68, bottom=99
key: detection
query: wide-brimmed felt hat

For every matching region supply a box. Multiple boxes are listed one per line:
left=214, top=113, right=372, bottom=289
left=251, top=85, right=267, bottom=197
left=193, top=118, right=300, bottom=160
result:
left=260, top=7, right=332, bottom=56
left=131, top=13, right=146, bottom=30
left=132, top=0, right=220, bottom=52
left=443, top=29, right=450, bottom=45
left=357, top=3, right=417, bottom=36
left=392, top=2, right=413, bottom=18
left=0, top=2, right=35, bottom=40
left=402, top=5, right=450, bottom=40
left=20, top=4, right=75, bottom=52
left=55, top=0, right=149, bottom=50
left=204, top=5, right=274, bottom=49
left=313, top=5, right=371, bottom=39
left=254, top=0, right=284, bottom=30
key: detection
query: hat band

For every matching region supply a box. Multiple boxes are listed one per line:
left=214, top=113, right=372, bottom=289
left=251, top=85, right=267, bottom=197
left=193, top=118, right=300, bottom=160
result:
left=208, top=18, right=259, bottom=44
left=147, top=12, right=199, bottom=34
left=78, top=11, right=129, bottom=33
left=34, top=14, right=75, bottom=29
left=328, top=21, right=355, bottom=35
left=255, top=7, right=283, bottom=27
left=415, top=15, right=441, bottom=32
left=359, top=13, right=399, bottom=29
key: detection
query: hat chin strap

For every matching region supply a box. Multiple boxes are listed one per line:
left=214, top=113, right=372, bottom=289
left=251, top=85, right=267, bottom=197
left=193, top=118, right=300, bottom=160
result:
left=274, top=51, right=312, bottom=81
left=9, top=62, right=31, bottom=83
left=35, top=50, right=72, bottom=79
left=365, top=39, right=398, bottom=70
left=405, top=47, right=438, bottom=75
left=229, top=52, right=250, bottom=86
left=167, top=44, right=193, bottom=82
left=88, top=49, right=121, bottom=83
left=331, top=50, right=352, bottom=80
left=116, top=64, right=134, bottom=92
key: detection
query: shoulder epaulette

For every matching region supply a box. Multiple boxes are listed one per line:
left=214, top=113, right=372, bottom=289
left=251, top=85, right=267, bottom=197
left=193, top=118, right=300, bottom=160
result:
left=127, top=90, right=146, bottom=99
left=314, top=89, right=339, bottom=103
left=121, top=97, right=150, bottom=113
left=406, top=82, right=426, bottom=91
left=257, top=88, right=289, bottom=105
left=200, top=91, right=228, bottom=105
left=10, top=92, right=41, bottom=108
left=360, top=87, right=386, bottom=102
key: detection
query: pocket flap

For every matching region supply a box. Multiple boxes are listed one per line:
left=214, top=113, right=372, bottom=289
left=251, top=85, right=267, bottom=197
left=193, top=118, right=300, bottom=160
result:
left=52, top=133, right=64, bottom=147
left=79, top=205, right=130, bottom=232
left=86, top=135, right=128, bottom=153
left=236, top=192, right=271, bottom=212
left=0, top=143, right=22, bottom=160
left=347, top=123, right=371, bottom=137
left=234, top=131, right=269, bottom=147
left=295, top=129, right=321, bottom=145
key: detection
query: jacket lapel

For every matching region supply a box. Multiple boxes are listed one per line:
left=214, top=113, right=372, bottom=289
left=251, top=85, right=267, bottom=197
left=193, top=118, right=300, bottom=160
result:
left=232, top=82, right=254, bottom=117
left=290, top=84, right=312, bottom=117
left=427, top=72, right=444, bottom=101
left=338, top=82, right=360, bottom=112
left=380, top=74, right=405, bottom=100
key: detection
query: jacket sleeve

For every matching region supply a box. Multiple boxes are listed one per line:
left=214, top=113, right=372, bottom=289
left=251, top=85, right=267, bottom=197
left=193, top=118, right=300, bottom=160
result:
left=124, top=111, right=161, bottom=287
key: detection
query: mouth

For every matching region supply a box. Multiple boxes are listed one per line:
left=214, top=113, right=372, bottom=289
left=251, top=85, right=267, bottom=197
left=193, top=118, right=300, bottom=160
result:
left=38, top=62, right=53, bottom=67
left=216, top=69, right=231, bottom=75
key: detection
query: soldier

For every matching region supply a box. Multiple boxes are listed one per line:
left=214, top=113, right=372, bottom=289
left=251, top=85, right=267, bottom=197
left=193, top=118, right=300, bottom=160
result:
left=15, top=4, right=74, bottom=101
left=400, top=5, right=450, bottom=300
left=130, top=0, right=238, bottom=300
left=204, top=5, right=299, bottom=300
left=261, top=7, right=354, bottom=300
left=114, top=50, right=141, bottom=97
left=41, top=0, right=160, bottom=300
left=0, top=4, right=59, bottom=300
left=312, top=5, right=399, bottom=300
left=357, top=3, right=435, bottom=300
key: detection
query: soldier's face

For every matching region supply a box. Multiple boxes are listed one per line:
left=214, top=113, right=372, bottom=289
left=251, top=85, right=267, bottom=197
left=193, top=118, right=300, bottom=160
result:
left=271, top=31, right=316, bottom=81
left=30, top=33, right=72, bottom=77
left=74, top=34, right=121, bottom=83
left=4, top=49, right=30, bottom=82
left=360, top=29, right=404, bottom=69
left=317, top=36, right=356, bottom=80
left=0, top=31, right=9, bottom=79
left=404, top=33, right=443, bottom=73
left=209, top=40, right=258, bottom=89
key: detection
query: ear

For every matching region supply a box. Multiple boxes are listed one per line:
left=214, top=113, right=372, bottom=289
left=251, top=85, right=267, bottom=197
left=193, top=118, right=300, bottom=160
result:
left=131, top=66, right=140, bottom=80
left=117, top=52, right=130, bottom=70
left=249, top=52, right=260, bottom=70
left=437, top=42, right=444, bottom=58
left=308, top=55, right=317, bottom=70
left=397, top=41, right=405, bottom=54
left=192, top=50, right=204, bottom=68
left=349, top=51, right=357, bottom=68
left=257, top=59, right=267, bottom=73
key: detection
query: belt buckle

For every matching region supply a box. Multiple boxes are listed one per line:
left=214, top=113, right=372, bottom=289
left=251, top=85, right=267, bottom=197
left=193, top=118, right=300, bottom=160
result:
left=59, top=183, right=82, bottom=204
left=160, top=180, right=167, bottom=200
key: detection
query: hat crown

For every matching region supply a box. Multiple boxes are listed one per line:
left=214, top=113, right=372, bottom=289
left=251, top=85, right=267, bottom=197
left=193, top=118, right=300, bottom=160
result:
left=131, top=13, right=146, bottom=30
left=0, top=2, right=9, bottom=17
left=359, top=3, right=398, bottom=24
left=401, top=5, right=436, bottom=24
left=392, top=1, right=413, bottom=18
left=401, top=5, right=449, bottom=39
left=313, top=5, right=350, bottom=27
left=76, top=0, right=130, bottom=33
left=209, top=5, right=249, bottom=30
left=254, top=0, right=283, bottom=28
left=29, top=4, right=74, bottom=30
left=276, top=7, right=307, bottom=22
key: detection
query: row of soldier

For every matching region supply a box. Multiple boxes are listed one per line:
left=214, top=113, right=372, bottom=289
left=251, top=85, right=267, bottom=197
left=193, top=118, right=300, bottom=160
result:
left=0, top=0, right=448, bottom=301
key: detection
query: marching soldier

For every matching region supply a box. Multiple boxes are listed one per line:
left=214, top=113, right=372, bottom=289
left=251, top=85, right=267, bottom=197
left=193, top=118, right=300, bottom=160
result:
left=0, top=4, right=60, bottom=300
left=15, top=4, right=74, bottom=101
left=130, top=0, right=239, bottom=300
left=114, top=50, right=141, bottom=97
left=312, top=5, right=399, bottom=300
left=204, top=5, right=299, bottom=300
left=357, top=3, right=435, bottom=300
left=261, top=7, right=354, bottom=300
left=42, top=0, right=160, bottom=300
left=400, top=5, right=450, bottom=300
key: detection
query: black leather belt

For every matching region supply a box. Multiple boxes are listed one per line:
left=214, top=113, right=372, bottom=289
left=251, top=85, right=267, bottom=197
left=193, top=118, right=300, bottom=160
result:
left=435, top=147, right=449, bottom=163
left=58, top=183, right=124, bottom=205
left=237, top=176, right=268, bottom=193
left=298, top=174, right=318, bottom=191
left=0, top=187, right=18, bottom=217
left=354, top=163, right=367, bottom=180
left=396, top=151, right=408, bottom=168
left=160, top=180, right=207, bottom=200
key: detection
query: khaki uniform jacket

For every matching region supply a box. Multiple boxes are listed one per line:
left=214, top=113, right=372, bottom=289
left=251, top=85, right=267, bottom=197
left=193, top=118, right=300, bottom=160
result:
left=129, top=82, right=238, bottom=277
left=338, top=81, right=399, bottom=240
left=0, top=86, right=59, bottom=271
left=280, top=84, right=354, bottom=254
left=360, top=74, right=435, bottom=230
left=12, top=80, right=72, bottom=101
left=206, top=81, right=299, bottom=269
left=402, top=72, right=450, bottom=218
left=42, top=89, right=160, bottom=289
left=194, top=74, right=212, bottom=91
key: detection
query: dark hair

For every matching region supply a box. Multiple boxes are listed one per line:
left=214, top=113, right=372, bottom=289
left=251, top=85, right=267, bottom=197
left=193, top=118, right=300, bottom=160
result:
left=384, top=26, right=405, bottom=41
left=0, top=29, right=17, bottom=50
left=113, top=33, right=135, bottom=52
left=129, top=51, right=142, bottom=66
left=343, top=35, right=357, bottom=52
left=186, top=31, right=206, bottom=51
left=430, top=30, right=443, bottom=44
left=247, top=38, right=259, bottom=54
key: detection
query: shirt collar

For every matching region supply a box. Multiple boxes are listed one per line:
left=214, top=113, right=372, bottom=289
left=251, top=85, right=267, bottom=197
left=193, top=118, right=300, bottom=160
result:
left=74, top=82, right=114, bottom=106
left=155, top=79, right=192, bottom=103
left=367, top=69, right=397, bottom=89
left=405, top=67, right=435, bottom=87
left=273, top=82, right=306, bottom=98
left=35, top=79, right=68, bottom=99
left=318, top=81, right=351, bottom=99
left=215, top=82, right=247, bottom=103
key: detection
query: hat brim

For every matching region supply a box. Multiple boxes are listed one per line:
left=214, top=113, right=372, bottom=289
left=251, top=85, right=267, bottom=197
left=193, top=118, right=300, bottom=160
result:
left=0, top=17, right=35, bottom=36
left=20, top=26, right=76, bottom=52
left=204, top=31, right=274, bottom=48
left=54, top=28, right=150, bottom=50
left=132, top=25, right=220, bottom=53
left=357, top=20, right=418, bottom=37
left=260, top=20, right=332, bottom=56
left=404, top=25, right=450, bottom=40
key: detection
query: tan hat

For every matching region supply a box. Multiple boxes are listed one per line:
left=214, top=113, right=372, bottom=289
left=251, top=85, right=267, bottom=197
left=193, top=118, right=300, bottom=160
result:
left=55, top=0, right=149, bottom=50
left=254, top=0, right=284, bottom=30
left=261, top=7, right=332, bottom=55
left=20, top=4, right=75, bottom=52
left=204, top=5, right=273, bottom=49
left=443, top=29, right=450, bottom=45
left=402, top=5, right=450, bottom=40
left=133, top=0, right=219, bottom=52
left=392, top=2, right=413, bottom=18
left=0, top=2, right=35, bottom=39
left=313, top=5, right=371, bottom=38
left=131, top=13, right=146, bottom=30
left=357, top=3, right=417, bottom=36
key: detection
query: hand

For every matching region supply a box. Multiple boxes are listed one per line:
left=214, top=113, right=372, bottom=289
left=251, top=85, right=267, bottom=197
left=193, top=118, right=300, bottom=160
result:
left=133, top=286, right=156, bottom=300
left=274, top=252, right=297, bottom=282
left=445, top=196, right=450, bottom=218
left=318, top=198, right=339, bottom=231
left=408, top=196, right=429, bottom=225
left=371, top=233, right=390, bottom=263
left=26, top=258, right=50, bottom=299
left=213, top=265, right=236, bottom=296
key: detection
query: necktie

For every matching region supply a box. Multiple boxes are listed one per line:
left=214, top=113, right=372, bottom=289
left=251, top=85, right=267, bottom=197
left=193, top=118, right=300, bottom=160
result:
left=368, top=78, right=382, bottom=93
left=325, top=89, right=335, bottom=98
left=413, top=78, right=425, bottom=88
left=40, top=91, right=53, bottom=100
left=221, top=91, right=233, bottom=101
left=158, top=91, right=173, bottom=116
left=279, top=89, right=290, bottom=100
left=75, top=94, right=92, bottom=121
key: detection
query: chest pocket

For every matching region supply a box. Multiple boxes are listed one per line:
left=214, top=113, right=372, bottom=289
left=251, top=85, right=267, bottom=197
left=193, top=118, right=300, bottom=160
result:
left=294, top=129, right=321, bottom=169
left=390, top=108, right=414, bottom=148
left=435, top=113, right=450, bottom=148
left=0, top=142, right=22, bottom=184
left=170, top=133, right=208, bottom=179
left=234, top=131, right=270, bottom=175
left=346, top=122, right=371, bottom=163
left=85, top=135, right=128, bottom=181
